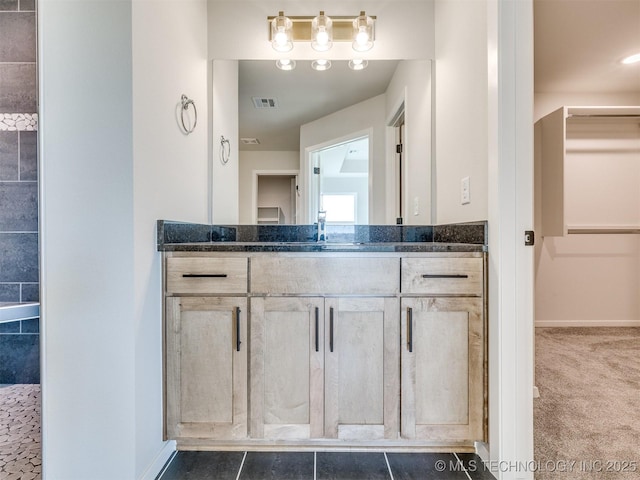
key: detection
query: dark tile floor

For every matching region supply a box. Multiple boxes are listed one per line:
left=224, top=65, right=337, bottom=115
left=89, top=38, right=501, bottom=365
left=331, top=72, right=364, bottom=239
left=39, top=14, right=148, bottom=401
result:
left=158, top=451, right=497, bottom=480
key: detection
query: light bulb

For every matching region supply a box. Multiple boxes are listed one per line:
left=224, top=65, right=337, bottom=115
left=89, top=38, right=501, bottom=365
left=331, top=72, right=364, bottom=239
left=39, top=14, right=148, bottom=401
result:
left=352, top=11, right=374, bottom=52
left=275, top=30, right=288, bottom=47
left=356, top=29, right=369, bottom=46
left=312, top=11, right=333, bottom=52
left=276, top=59, right=296, bottom=71
left=311, top=59, right=332, bottom=71
left=271, top=12, right=293, bottom=52
left=622, top=53, right=640, bottom=64
left=316, top=29, right=329, bottom=46
left=348, top=59, right=368, bottom=71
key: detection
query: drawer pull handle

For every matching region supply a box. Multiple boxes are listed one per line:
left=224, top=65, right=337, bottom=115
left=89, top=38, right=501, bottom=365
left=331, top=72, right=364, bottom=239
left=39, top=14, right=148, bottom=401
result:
left=315, top=307, right=319, bottom=352
left=235, top=307, right=241, bottom=352
left=421, top=274, right=468, bottom=279
left=407, top=307, right=413, bottom=353
left=329, top=307, right=334, bottom=353
left=182, top=273, right=228, bottom=278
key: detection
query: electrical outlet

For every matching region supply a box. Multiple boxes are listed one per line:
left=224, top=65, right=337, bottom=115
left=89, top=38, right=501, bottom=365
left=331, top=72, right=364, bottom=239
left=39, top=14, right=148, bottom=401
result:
left=461, top=176, right=470, bottom=205
left=413, top=196, right=419, bottom=216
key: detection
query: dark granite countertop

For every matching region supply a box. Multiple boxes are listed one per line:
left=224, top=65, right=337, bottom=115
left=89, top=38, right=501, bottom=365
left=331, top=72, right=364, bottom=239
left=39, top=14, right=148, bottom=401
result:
left=157, top=221, right=488, bottom=253
left=160, top=241, right=485, bottom=253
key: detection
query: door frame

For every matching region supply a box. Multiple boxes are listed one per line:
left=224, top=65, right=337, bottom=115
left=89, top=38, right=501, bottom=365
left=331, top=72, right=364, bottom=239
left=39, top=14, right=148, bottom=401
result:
left=301, top=128, right=373, bottom=224
left=487, top=0, right=535, bottom=478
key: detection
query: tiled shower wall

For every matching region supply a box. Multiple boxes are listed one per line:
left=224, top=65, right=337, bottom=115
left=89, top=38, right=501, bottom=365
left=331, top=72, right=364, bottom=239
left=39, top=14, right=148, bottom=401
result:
left=0, top=0, right=39, bottom=384
left=0, top=0, right=39, bottom=303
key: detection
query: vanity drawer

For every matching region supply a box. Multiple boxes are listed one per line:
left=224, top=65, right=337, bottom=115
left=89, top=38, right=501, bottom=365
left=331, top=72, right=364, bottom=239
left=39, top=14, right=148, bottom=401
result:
left=251, top=256, right=400, bottom=295
left=401, top=257, right=483, bottom=295
left=166, top=257, right=248, bottom=294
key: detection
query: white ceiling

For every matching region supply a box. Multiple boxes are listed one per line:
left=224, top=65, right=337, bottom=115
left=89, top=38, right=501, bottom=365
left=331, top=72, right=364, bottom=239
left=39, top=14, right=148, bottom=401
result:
left=238, top=60, right=399, bottom=151
left=534, top=0, right=640, bottom=93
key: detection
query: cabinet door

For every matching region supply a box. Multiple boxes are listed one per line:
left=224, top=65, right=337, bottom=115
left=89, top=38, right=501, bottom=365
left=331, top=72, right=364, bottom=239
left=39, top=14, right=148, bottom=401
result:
left=165, top=297, right=248, bottom=440
left=250, top=297, right=325, bottom=439
left=324, top=297, right=399, bottom=440
left=401, top=297, right=484, bottom=443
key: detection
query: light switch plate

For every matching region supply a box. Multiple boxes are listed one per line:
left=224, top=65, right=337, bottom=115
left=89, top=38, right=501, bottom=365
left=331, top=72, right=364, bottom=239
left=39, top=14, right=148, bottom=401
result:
left=461, top=176, right=470, bottom=205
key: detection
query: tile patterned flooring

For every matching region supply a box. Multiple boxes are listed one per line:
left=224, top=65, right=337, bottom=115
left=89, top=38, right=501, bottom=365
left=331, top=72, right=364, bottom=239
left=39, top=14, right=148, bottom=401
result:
left=0, top=384, right=41, bottom=480
left=0, top=385, right=496, bottom=480
left=158, top=451, right=497, bottom=480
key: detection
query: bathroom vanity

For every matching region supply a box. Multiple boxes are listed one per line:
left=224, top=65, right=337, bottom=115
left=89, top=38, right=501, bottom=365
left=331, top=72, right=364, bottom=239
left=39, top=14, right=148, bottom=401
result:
left=158, top=221, right=487, bottom=451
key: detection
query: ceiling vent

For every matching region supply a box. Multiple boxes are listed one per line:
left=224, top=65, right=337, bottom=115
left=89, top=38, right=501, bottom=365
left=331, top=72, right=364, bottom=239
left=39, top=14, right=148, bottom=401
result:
left=252, top=97, right=279, bottom=109
left=241, top=138, right=261, bottom=145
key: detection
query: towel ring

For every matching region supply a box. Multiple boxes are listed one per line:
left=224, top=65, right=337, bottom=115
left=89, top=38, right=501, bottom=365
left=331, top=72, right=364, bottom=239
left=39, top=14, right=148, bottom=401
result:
left=180, top=94, right=197, bottom=135
left=220, top=136, right=231, bottom=164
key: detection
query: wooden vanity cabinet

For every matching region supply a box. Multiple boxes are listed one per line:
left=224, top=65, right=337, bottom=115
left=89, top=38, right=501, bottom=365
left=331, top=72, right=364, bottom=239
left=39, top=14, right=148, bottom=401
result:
left=163, top=251, right=486, bottom=447
left=323, top=296, right=399, bottom=440
left=400, top=257, right=485, bottom=443
left=249, top=255, right=400, bottom=441
left=250, top=296, right=325, bottom=440
left=164, top=257, right=249, bottom=441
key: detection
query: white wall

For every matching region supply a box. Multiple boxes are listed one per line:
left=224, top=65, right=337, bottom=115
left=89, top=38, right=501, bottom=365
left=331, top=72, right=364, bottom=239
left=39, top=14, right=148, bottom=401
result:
left=39, top=1, right=136, bottom=478
left=211, top=60, right=239, bottom=223
left=300, top=94, right=386, bottom=224
left=534, top=92, right=640, bottom=327
left=386, top=60, right=432, bottom=224
left=238, top=150, right=299, bottom=223
left=40, top=0, right=209, bottom=478
left=208, top=0, right=435, bottom=60
left=132, top=0, right=209, bottom=477
left=434, top=0, right=488, bottom=224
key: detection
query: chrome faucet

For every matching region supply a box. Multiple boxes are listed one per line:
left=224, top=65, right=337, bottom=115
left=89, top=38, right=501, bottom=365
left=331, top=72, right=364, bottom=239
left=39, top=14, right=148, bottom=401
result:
left=317, top=210, right=327, bottom=241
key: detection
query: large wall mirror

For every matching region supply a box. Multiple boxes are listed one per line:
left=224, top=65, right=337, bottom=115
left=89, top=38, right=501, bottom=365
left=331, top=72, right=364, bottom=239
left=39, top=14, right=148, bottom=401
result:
left=236, top=59, right=432, bottom=225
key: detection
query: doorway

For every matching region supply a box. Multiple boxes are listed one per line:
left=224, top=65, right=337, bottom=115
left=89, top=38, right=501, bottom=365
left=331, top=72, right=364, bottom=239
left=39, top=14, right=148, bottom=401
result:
left=308, top=134, right=370, bottom=225
left=253, top=171, right=299, bottom=224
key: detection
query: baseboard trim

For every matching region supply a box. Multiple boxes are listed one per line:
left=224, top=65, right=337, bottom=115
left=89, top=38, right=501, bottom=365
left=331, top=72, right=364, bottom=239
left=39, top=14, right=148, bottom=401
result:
left=139, top=440, right=176, bottom=480
left=535, top=320, right=640, bottom=328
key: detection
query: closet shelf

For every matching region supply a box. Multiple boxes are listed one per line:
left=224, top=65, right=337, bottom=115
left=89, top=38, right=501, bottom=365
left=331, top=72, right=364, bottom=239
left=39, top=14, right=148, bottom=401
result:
left=536, top=105, right=640, bottom=237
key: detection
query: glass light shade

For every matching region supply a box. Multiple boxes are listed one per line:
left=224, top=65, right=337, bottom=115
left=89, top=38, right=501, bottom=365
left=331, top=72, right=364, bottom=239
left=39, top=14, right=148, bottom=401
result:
left=311, top=11, right=333, bottom=52
left=352, top=11, right=374, bottom=52
left=276, top=59, right=296, bottom=71
left=348, top=59, right=368, bottom=71
left=311, top=59, right=332, bottom=71
left=271, top=12, right=293, bottom=52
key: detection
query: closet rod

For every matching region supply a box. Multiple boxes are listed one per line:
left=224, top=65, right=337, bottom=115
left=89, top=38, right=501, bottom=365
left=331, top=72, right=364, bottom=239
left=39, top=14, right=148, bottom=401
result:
left=568, top=114, right=640, bottom=119
left=568, top=228, right=640, bottom=234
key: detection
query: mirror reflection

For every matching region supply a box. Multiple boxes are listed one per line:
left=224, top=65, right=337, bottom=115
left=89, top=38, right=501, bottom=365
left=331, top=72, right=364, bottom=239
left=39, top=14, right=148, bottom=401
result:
left=237, top=59, right=431, bottom=225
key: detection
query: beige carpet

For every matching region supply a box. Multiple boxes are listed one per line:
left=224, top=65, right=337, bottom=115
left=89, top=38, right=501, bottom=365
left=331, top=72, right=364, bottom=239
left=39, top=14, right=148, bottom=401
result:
left=0, top=384, right=41, bottom=480
left=534, top=328, right=640, bottom=479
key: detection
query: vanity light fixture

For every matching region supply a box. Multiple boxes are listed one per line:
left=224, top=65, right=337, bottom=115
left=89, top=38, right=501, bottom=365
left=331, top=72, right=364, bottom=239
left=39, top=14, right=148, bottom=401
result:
left=311, top=11, right=333, bottom=52
left=622, top=53, right=640, bottom=64
left=276, top=58, right=296, bottom=71
left=352, top=11, right=374, bottom=52
left=311, top=59, right=331, bottom=71
left=271, top=11, right=293, bottom=52
left=268, top=12, right=375, bottom=53
left=348, top=58, right=368, bottom=71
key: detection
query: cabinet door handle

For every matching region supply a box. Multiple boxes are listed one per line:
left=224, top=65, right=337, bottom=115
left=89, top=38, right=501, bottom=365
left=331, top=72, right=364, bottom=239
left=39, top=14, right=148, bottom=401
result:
left=421, top=274, right=468, bottom=279
left=407, top=307, right=413, bottom=353
left=235, top=307, right=241, bottom=352
left=182, top=273, right=228, bottom=278
left=329, top=307, right=334, bottom=353
left=315, top=307, right=319, bottom=352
